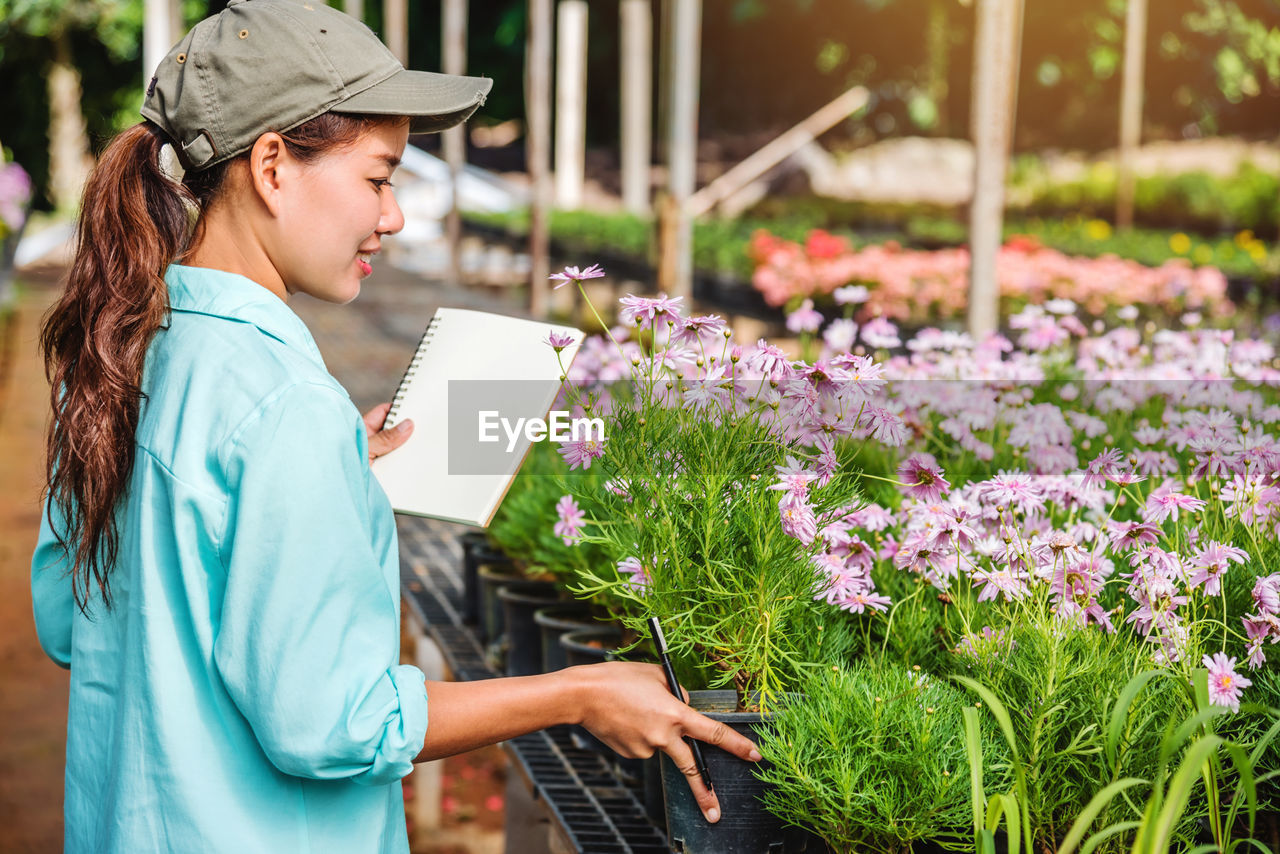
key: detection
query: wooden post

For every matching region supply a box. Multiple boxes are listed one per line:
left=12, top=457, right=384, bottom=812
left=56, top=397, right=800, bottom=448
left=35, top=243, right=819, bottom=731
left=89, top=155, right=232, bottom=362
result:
left=688, top=86, right=868, bottom=217
left=663, top=0, right=701, bottom=300
left=343, top=0, right=364, bottom=21
left=443, top=0, right=468, bottom=289
left=1116, top=0, right=1148, bottom=230
left=620, top=0, right=652, bottom=215
left=554, top=0, right=589, bottom=210
left=527, top=0, right=554, bottom=316
left=384, top=0, right=408, bottom=65
left=967, top=0, right=1017, bottom=339
left=655, top=0, right=673, bottom=163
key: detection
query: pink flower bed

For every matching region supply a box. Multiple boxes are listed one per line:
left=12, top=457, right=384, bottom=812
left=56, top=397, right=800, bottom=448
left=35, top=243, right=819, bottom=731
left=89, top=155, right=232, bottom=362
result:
left=749, top=230, right=1232, bottom=322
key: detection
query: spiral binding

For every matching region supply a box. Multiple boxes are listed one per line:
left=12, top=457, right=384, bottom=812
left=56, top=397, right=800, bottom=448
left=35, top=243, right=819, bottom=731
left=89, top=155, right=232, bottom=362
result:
left=386, top=313, right=443, bottom=425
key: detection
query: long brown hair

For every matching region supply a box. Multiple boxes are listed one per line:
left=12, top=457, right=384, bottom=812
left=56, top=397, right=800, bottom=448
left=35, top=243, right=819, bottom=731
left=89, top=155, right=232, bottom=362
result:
left=40, top=113, right=396, bottom=613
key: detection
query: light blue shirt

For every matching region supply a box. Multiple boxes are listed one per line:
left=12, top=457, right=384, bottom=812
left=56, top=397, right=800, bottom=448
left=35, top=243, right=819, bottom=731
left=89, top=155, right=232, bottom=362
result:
left=31, top=264, right=429, bottom=853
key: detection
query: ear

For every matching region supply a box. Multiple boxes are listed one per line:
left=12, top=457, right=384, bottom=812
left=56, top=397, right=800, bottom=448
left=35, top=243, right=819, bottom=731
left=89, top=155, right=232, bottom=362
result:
left=247, top=132, right=290, bottom=216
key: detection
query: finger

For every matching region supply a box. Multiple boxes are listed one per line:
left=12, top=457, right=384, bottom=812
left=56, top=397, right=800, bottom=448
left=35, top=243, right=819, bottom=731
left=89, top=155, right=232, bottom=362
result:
left=664, top=738, right=721, bottom=823
left=682, top=711, right=762, bottom=764
left=362, top=402, right=392, bottom=435
left=367, top=418, right=413, bottom=461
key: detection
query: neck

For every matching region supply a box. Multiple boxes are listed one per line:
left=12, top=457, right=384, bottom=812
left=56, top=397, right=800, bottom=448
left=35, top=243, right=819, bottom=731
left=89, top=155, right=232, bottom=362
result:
left=185, top=206, right=288, bottom=303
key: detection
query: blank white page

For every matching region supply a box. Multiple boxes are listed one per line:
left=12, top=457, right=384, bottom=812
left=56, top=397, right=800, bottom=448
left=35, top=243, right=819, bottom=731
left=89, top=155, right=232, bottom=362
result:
left=370, top=307, right=582, bottom=526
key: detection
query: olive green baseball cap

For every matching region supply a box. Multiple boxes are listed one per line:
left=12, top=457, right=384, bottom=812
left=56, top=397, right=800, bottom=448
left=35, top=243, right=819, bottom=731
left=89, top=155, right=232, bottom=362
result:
left=141, top=0, right=493, bottom=171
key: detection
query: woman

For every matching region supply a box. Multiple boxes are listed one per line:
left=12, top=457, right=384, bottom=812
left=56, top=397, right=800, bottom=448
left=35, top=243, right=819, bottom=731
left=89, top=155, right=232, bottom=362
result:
left=30, top=2, right=757, bottom=851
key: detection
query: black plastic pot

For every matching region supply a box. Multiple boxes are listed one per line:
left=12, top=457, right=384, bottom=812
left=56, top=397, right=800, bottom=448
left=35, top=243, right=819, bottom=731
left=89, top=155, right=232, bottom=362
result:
left=642, top=753, right=667, bottom=831
left=558, top=627, right=650, bottom=786
left=476, top=564, right=547, bottom=646
left=470, top=553, right=515, bottom=640
left=498, top=585, right=562, bottom=677
left=559, top=626, right=625, bottom=667
left=533, top=603, right=597, bottom=672
left=458, top=532, right=495, bottom=625
left=660, top=690, right=824, bottom=854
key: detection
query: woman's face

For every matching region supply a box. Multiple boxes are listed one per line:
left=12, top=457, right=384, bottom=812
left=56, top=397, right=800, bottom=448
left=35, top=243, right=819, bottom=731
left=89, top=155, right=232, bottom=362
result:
left=270, top=121, right=409, bottom=305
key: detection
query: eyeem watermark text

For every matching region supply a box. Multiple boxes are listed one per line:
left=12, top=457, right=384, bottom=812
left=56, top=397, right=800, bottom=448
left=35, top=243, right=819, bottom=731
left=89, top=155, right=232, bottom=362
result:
left=478, top=410, right=606, bottom=453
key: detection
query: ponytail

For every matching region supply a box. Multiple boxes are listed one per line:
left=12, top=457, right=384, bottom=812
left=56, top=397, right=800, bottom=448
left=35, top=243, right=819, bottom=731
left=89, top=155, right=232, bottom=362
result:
left=39, top=112, right=396, bottom=614
left=39, top=121, right=193, bottom=613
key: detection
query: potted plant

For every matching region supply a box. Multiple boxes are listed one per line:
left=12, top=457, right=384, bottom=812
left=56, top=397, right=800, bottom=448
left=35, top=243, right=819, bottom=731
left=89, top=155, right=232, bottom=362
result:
left=546, top=265, right=897, bottom=852
left=484, top=440, right=612, bottom=672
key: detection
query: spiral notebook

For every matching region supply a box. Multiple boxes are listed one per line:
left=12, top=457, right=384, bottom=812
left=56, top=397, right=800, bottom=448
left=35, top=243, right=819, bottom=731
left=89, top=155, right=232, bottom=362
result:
left=370, top=307, right=583, bottom=526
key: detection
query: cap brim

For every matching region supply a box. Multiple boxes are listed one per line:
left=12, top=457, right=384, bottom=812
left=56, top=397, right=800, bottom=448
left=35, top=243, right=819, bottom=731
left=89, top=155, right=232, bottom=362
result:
left=333, top=69, right=493, bottom=134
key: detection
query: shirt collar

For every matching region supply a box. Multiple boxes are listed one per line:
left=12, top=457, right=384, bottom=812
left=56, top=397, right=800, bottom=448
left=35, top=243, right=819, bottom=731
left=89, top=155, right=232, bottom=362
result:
left=164, top=264, right=327, bottom=370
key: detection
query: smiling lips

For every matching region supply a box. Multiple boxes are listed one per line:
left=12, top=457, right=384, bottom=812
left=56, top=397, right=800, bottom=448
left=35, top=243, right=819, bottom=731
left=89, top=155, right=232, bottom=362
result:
left=357, top=252, right=374, bottom=275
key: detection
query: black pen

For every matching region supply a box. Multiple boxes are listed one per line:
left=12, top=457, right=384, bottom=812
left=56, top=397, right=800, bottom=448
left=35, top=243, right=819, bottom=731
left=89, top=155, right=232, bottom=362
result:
left=648, top=615, right=714, bottom=792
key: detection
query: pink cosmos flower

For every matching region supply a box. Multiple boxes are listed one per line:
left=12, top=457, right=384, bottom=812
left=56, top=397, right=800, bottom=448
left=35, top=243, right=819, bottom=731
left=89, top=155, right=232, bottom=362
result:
left=549, top=264, right=605, bottom=289
left=1107, top=520, right=1162, bottom=552
left=604, top=478, right=633, bottom=503
left=1220, top=474, right=1280, bottom=526
left=617, top=556, right=650, bottom=592
left=1189, top=435, right=1238, bottom=479
left=823, top=318, right=858, bottom=352
left=979, top=472, right=1046, bottom=516
left=778, top=492, right=818, bottom=544
left=1252, top=573, right=1280, bottom=615
left=545, top=330, right=576, bottom=352
left=1049, top=560, right=1115, bottom=632
left=863, top=406, right=908, bottom=446
left=558, top=436, right=606, bottom=470
left=844, top=503, right=895, bottom=532
left=1203, top=652, right=1251, bottom=713
left=1186, top=541, right=1249, bottom=596
left=769, top=455, right=818, bottom=499
left=672, top=314, right=728, bottom=348
left=1243, top=616, right=1275, bottom=669
left=835, top=589, right=893, bottom=614
left=1081, top=449, right=1124, bottom=489
left=972, top=564, right=1031, bottom=602
left=956, top=626, right=1014, bottom=660
left=786, top=299, right=823, bottom=333
left=746, top=340, right=791, bottom=380
left=811, top=552, right=869, bottom=605
left=833, top=284, right=869, bottom=305
left=861, top=316, right=901, bottom=350
left=1142, top=485, right=1206, bottom=524
left=897, top=452, right=950, bottom=502
left=553, top=495, right=586, bottom=545
left=619, top=293, right=684, bottom=328
left=893, top=533, right=954, bottom=587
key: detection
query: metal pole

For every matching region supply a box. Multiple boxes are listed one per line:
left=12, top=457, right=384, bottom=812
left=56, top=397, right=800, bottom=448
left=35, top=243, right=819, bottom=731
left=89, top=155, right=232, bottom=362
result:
left=443, top=0, right=468, bottom=288
left=1117, top=0, right=1148, bottom=230
left=664, top=0, right=701, bottom=299
left=554, top=0, right=589, bottom=209
left=620, top=0, right=652, bottom=215
left=527, top=0, right=554, bottom=316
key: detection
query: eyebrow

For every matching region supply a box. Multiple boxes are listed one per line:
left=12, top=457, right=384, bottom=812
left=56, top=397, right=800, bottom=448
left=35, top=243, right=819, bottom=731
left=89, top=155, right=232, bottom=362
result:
left=375, top=153, right=401, bottom=169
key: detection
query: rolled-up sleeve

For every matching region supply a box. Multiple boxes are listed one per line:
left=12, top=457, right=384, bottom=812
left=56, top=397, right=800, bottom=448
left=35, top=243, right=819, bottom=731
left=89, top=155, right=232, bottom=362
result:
left=214, top=381, right=428, bottom=786
left=31, top=496, right=74, bottom=669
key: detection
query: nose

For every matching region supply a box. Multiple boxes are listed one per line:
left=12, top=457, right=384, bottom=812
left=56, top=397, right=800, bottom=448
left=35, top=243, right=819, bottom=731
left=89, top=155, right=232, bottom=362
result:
left=378, top=184, right=406, bottom=236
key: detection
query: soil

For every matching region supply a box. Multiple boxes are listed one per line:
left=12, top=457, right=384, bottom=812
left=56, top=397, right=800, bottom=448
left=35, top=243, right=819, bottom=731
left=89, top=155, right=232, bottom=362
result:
left=0, top=272, right=70, bottom=853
